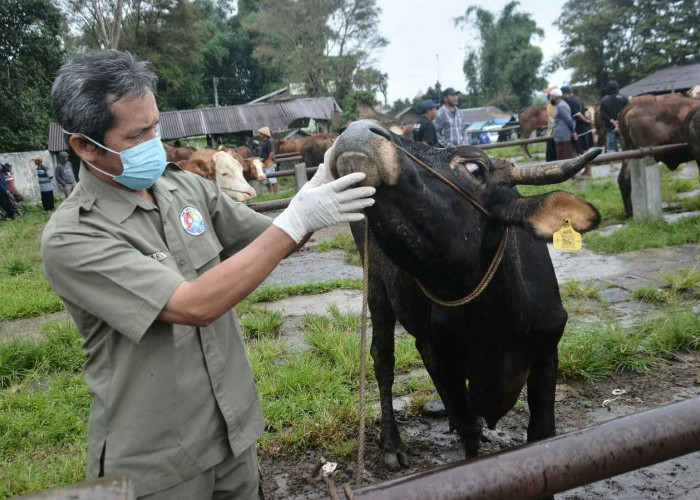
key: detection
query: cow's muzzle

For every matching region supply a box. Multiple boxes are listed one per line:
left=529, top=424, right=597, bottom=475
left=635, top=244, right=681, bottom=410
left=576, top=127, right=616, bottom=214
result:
left=329, top=120, right=399, bottom=186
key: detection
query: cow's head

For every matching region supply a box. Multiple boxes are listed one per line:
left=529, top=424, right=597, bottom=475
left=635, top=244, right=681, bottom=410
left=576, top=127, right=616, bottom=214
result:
left=327, top=120, right=601, bottom=296
left=212, top=151, right=257, bottom=202
left=245, top=157, right=267, bottom=182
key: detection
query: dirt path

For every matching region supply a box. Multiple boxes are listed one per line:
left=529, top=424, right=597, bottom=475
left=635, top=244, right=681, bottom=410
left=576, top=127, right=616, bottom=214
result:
left=261, top=354, right=700, bottom=499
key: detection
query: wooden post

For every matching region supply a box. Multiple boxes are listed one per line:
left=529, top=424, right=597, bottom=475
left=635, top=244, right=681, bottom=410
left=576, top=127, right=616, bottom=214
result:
left=630, top=156, right=662, bottom=219
left=294, top=163, right=307, bottom=192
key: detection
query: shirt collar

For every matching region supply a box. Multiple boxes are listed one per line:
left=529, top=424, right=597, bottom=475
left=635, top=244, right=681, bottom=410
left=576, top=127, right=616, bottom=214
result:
left=79, top=163, right=179, bottom=224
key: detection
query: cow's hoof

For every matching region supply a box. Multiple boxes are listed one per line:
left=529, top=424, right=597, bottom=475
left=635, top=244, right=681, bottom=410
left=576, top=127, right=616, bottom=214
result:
left=384, top=450, right=409, bottom=470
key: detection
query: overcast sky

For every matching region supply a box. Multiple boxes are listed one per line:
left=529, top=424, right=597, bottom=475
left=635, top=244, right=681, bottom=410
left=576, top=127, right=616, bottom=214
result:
left=374, top=0, right=573, bottom=104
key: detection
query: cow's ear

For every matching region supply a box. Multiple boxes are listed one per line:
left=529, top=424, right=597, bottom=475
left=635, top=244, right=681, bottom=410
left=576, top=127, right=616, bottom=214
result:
left=494, top=190, right=601, bottom=239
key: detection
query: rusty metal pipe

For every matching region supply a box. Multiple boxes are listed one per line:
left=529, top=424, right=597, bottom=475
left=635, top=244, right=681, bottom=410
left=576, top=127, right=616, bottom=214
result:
left=247, top=198, right=292, bottom=212
left=352, top=397, right=700, bottom=500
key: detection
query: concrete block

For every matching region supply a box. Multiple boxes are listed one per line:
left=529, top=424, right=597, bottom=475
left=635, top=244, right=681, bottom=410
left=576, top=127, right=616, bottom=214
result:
left=631, top=157, right=662, bottom=219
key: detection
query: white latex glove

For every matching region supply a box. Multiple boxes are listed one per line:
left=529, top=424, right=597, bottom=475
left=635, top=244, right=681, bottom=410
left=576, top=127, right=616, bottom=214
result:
left=273, top=163, right=375, bottom=243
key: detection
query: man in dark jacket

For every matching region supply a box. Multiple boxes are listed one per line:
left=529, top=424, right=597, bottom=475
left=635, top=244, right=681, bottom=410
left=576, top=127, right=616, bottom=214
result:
left=600, top=80, right=629, bottom=152
left=412, top=100, right=439, bottom=146
left=562, top=85, right=594, bottom=176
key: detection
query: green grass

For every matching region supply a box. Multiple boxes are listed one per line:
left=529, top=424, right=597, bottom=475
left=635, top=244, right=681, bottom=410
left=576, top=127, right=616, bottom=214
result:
left=487, top=142, right=545, bottom=159
left=251, top=188, right=295, bottom=204
left=558, top=310, right=700, bottom=381
left=315, top=233, right=361, bottom=266
left=661, top=268, right=700, bottom=298
left=560, top=279, right=600, bottom=300
left=632, top=286, right=667, bottom=303
left=679, top=194, right=700, bottom=212
left=0, top=321, right=83, bottom=388
left=584, top=216, right=700, bottom=253
left=239, top=309, right=284, bottom=339
left=519, top=177, right=627, bottom=223
left=243, top=278, right=363, bottom=305
left=0, top=210, right=64, bottom=321
left=0, top=373, right=89, bottom=497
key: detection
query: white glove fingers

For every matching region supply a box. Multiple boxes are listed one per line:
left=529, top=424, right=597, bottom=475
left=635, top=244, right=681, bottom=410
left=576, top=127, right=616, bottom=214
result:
left=336, top=186, right=376, bottom=203
left=339, top=198, right=375, bottom=213
left=305, top=163, right=327, bottom=189
left=329, top=172, right=367, bottom=192
left=338, top=212, right=366, bottom=223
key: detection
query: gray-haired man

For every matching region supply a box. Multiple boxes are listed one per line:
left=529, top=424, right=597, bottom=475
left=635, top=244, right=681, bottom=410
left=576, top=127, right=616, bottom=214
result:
left=42, top=50, right=374, bottom=499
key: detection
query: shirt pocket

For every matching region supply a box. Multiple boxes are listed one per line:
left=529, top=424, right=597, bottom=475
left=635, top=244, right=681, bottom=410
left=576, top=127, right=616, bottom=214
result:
left=186, top=233, right=223, bottom=274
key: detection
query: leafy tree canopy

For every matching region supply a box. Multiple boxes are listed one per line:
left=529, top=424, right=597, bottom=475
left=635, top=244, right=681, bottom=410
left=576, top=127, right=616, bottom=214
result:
left=0, top=0, right=65, bottom=151
left=555, top=0, right=700, bottom=94
left=455, top=1, right=546, bottom=111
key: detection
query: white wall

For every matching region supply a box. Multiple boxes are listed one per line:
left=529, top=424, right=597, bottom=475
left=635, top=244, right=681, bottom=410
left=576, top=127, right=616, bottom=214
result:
left=0, top=150, right=60, bottom=202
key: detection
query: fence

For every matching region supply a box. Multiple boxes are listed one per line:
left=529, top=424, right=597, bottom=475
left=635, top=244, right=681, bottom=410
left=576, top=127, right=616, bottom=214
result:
left=352, top=397, right=700, bottom=500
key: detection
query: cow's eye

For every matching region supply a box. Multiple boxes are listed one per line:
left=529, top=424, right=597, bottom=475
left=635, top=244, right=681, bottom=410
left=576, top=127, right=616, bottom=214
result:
left=465, top=162, right=483, bottom=179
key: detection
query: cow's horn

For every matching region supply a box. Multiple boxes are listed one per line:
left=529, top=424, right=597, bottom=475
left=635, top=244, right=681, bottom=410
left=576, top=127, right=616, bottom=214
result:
left=511, top=148, right=602, bottom=185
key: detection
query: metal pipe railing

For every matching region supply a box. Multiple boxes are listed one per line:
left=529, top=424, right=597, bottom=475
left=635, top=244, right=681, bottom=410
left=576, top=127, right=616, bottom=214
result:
left=479, top=135, right=549, bottom=149
left=516, top=143, right=688, bottom=169
left=352, top=397, right=700, bottom=500
left=248, top=197, right=292, bottom=212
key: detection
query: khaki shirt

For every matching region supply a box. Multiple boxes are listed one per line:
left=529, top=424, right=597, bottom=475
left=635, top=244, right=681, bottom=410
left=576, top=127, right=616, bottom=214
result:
left=41, top=164, right=271, bottom=496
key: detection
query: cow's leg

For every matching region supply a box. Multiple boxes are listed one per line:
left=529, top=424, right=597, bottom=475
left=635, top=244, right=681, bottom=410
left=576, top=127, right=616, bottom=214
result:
left=414, top=337, right=482, bottom=457
left=526, top=350, right=558, bottom=443
left=526, top=349, right=559, bottom=500
left=368, top=281, right=407, bottom=471
left=618, top=160, right=633, bottom=218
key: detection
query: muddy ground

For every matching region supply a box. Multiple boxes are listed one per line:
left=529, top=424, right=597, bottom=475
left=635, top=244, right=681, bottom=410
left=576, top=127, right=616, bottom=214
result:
left=261, top=354, right=700, bottom=500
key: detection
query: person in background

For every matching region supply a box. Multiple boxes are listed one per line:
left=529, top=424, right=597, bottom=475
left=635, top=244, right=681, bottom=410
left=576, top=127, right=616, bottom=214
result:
left=35, top=157, right=55, bottom=211
left=562, top=85, right=594, bottom=176
left=412, top=100, right=439, bottom=146
left=0, top=166, right=15, bottom=219
left=244, top=135, right=254, bottom=152
left=600, top=80, right=629, bottom=152
left=56, top=151, right=77, bottom=197
left=550, top=89, right=578, bottom=160
left=258, top=127, right=278, bottom=194
left=434, top=87, right=467, bottom=147
left=2, top=163, right=23, bottom=213
left=544, top=87, right=558, bottom=162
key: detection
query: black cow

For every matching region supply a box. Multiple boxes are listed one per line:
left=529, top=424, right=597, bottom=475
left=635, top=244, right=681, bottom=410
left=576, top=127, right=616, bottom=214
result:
left=327, top=120, right=601, bottom=472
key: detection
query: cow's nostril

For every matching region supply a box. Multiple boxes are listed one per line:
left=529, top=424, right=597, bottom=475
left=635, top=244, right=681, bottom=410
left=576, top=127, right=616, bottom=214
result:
left=369, top=126, right=392, bottom=141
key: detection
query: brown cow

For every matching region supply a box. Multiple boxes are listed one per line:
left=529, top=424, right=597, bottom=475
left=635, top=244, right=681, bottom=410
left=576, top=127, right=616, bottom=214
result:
left=683, top=105, right=700, bottom=178
left=594, top=104, right=607, bottom=149
left=275, top=138, right=307, bottom=155
left=617, top=94, right=699, bottom=217
left=300, top=133, right=338, bottom=178
left=164, top=143, right=197, bottom=163
left=518, top=104, right=548, bottom=157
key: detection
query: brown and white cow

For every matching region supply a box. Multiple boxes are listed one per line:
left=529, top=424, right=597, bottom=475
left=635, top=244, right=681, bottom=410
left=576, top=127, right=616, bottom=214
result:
left=181, top=149, right=257, bottom=202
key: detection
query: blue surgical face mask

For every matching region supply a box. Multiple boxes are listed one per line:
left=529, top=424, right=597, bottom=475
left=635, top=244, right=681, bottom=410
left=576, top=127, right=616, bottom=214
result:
left=64, top=129, right=166, bottom=190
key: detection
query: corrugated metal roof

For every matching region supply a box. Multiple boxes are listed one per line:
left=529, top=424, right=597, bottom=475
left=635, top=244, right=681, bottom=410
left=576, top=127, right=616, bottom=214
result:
left=620, top=63, right=700, bottom=97
left=48, top=97, right=342, bottom=151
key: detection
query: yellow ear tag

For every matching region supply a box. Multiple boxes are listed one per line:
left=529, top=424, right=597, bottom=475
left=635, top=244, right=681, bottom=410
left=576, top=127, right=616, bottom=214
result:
left=553, top=219, right=581, bottom=251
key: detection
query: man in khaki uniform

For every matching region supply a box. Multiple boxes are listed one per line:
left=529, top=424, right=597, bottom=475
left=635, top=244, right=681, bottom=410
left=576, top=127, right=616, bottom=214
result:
left=43, top=50, right=375, bottom=499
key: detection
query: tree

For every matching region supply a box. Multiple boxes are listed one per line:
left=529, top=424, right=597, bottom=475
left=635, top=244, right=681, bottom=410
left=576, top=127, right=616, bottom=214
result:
left=555, top=0, right=700, bottom=93
left=455, top=1, right=546, bottom=111
left=247, top=0, right=386, bottom=103
left=196, top=0, right=281, bottom=105
left=353, top=67, right=388, bottom=105
left=0, top=0, right=65, bottom=151
left=64, top=0, right=124, bottom=49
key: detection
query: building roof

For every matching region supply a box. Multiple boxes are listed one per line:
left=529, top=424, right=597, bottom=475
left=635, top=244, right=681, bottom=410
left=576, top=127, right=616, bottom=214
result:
left=619, top=63, right=700, bottom=97
left=48, top=97, right=342, bottom=152
left=460, top=106, right=511, bottom=124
